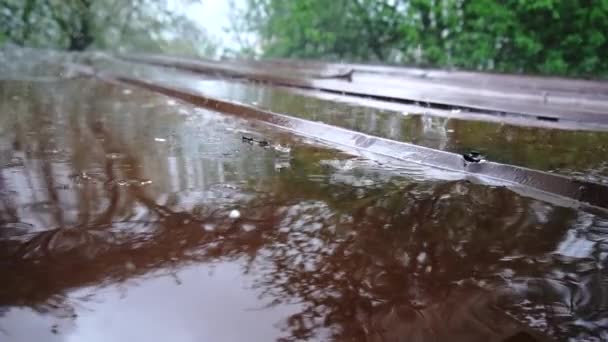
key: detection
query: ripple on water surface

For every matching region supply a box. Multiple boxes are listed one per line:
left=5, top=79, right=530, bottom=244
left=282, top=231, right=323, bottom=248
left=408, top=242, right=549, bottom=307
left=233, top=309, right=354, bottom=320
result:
left=0, top=77, right=607, bottom=341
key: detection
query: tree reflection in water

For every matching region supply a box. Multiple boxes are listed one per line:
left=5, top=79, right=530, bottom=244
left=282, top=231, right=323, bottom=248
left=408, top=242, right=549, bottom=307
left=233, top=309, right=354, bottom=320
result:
left=0, top=79, right=607, bottom=341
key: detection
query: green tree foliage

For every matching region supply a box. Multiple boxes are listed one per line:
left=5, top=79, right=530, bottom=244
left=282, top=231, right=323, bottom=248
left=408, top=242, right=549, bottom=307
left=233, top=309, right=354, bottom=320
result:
left=237, top=0, right=608, bottom=77
left=0, top=0, right=219, bottom=56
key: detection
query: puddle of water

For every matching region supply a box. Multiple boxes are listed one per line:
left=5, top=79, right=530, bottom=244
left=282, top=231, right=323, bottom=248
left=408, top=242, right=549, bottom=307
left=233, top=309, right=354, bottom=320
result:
left=188, top=79, right=608, bottom=184
left=85, top=58, right=608, bottom=184
left=1, top=262, right=304, bottom=342
left=1, top=77, right=608, bottom=341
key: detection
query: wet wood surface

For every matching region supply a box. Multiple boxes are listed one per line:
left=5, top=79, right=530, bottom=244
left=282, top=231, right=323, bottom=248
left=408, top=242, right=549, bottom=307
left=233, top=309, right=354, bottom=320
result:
left=121, top=54, right=608, bottom=125
left=2, top=49, right=608, bottom=342
left=68, top=58, right=608, bottom=213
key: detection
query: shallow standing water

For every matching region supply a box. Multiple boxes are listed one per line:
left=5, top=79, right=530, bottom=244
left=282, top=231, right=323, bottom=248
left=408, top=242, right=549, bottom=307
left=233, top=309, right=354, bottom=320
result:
left=0, top=74, right=608, bottom=341
left=89, top=57, right=608, bottom=184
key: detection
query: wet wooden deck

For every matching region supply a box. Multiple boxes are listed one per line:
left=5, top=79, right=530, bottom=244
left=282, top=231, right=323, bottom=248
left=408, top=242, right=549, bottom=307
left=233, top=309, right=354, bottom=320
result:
left=68, top=55, right=608, bottom=213
left=2, top=49, right=608, bottom=342
left=122, top=54, right=608, bottom=126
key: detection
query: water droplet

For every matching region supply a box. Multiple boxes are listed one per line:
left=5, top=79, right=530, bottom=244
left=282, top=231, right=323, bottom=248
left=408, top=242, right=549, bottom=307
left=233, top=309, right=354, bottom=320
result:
left=70, top=171, right=93, bottom=183
left=273, top=144, right=291, bottom=153
left=155, top=137, right=167, bottom=142
left=417, top=252, right=427, bottom=264
left=167, top=99, right=177, bottom=106
left=122, top=89, right=132, bottom=95
left=229, top=209, right=241, bottom=219
left=116, top=180, right=130, bottom=186
left=105, top=152, right=124, bottom=160
left=242, top=224, right=256, bottom=232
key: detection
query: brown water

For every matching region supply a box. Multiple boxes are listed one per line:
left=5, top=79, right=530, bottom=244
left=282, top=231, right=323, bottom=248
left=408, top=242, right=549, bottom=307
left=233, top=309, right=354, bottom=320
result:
left=1, top=77, right=608, bottom=341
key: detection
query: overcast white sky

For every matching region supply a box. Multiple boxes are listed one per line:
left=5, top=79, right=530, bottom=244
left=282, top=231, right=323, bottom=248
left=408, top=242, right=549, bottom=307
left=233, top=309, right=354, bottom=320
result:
left=181, top=1, right=243, bottom=51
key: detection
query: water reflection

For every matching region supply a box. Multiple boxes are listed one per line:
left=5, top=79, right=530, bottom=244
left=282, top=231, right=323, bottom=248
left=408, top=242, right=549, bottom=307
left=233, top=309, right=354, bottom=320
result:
left=1, top=79, right=607, bottom=341
left=86, top=57, right=608, bottom=183
left=200, top=80, right=608, bottom=181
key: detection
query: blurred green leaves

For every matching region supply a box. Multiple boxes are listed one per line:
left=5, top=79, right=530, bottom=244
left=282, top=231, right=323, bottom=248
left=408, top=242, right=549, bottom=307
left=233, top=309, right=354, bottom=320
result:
left=0, top=0, right=218, bottom=57
left=3, top=0, right=606, bottom=77
left=236, top=0, right=608, bottom=78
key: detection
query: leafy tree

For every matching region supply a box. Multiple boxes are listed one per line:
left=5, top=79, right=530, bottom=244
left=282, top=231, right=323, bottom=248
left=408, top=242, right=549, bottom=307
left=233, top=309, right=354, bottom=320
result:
left=235, top=0, right=402, bottom=61
left=236, top=0, right=608, bottom=77
left=0, top=0, right=219, bottom=56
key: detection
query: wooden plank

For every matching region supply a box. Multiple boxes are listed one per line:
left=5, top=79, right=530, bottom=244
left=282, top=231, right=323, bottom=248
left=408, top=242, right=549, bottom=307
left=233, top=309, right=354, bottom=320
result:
left=120, top=54, right=608, bottom=124
left=258, top=58, right=608, bottom=95
left=71, top=61, right=608, bottom=213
